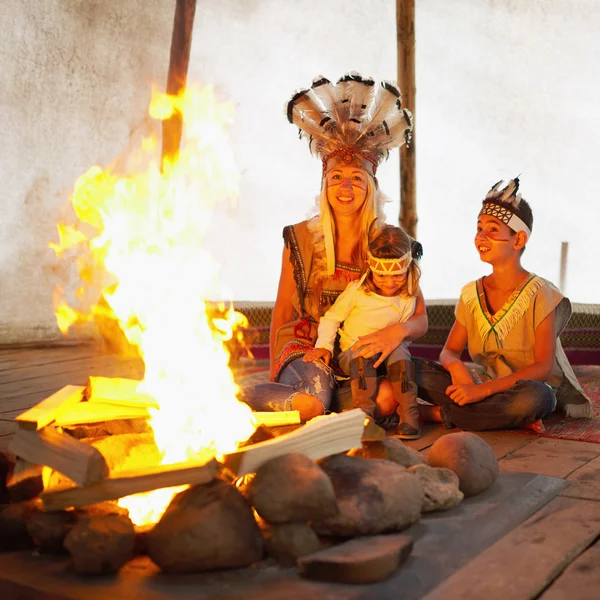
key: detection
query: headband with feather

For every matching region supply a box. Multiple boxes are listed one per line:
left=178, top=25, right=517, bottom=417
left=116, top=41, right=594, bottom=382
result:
left=480, top=176, right=531, bottom=237
left=286, top=72, right=413, bottom=176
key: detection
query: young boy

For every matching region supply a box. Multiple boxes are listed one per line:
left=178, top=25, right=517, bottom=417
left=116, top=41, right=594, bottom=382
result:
left=415, top=178, right=591, bottom=431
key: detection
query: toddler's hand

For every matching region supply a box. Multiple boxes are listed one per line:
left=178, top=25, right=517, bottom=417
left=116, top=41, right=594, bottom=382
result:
left=303, top=347, right=332, bottom=366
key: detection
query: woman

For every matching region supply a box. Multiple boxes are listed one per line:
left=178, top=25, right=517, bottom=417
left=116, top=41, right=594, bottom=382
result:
left=241, top=73, right=428, bottom=421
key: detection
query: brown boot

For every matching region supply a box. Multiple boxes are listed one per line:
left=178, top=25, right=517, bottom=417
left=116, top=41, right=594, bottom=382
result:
left=388, top=360, right=421, bottom=439
left=349, top=357, right=378, bottom=419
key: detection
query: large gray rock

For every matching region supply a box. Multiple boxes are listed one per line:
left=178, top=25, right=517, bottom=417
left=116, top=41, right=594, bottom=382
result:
left=349, top=438, right=425, bottom=468
left=247, top=453, right=338, bottom=524
left=426, top=432, right=499, bottom=497
left=408, top=464, right=463, bottom=512
left=147, top=478, right=263, bottom=573
left=262, top=522, right=323, bottom=566
left=64, top=514, right=135, bottom=574
left=313, top=455, right=423, bottom=537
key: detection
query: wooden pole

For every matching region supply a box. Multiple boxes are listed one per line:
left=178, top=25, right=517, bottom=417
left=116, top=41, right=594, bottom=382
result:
left=396, top=0, right=417, bottom=238
left=559, top=241, right=569, bottom=292
left=161, top=0, right=197, bottom=168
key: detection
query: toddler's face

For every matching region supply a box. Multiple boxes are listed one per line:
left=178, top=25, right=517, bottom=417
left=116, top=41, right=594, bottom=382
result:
left=372, top=272, right=407, bottom=297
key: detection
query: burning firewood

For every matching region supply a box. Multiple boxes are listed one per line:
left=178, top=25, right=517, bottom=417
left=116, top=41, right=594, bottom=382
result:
left=253, top=411, right=301, bottom=427
left=15, top=385, right=84, bottom=431
left=223, top=409, right=366, bottom=477
left=7, top=459, right=45, bottom=502
left=41, top=458, right=220, bottom=512
left=85, top=376, right=158, bottom=409
left=8, top=427, right=109, bottom=488
left=53, top=402, right=150, bottom=427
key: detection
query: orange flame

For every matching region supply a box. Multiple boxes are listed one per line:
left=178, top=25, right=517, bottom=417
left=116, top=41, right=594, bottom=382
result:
left=51, top=85, right=256, bottom=526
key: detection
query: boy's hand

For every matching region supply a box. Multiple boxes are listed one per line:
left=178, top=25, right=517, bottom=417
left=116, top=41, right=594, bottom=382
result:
left=446, top=383, right=488, bottom=406
left=303, top=347, right=332, bottom=366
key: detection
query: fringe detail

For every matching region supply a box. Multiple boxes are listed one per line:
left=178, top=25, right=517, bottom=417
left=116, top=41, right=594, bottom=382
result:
left=283, top=225, right=307, bottom=312
left=463, top=276, right=545, bottom=346
left=306, top=215, right=330, bottom=287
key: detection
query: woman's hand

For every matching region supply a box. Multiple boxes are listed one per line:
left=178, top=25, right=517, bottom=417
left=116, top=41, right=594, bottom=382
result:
left=446, top=382, right=489, bottom=406
left=352, top=323, right=407, bottom=368
left=303, top=347, right=332, bottom=366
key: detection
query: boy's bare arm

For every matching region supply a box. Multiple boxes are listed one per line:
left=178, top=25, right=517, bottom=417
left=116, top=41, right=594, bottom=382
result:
left=440, top=321, right=474, bottom=385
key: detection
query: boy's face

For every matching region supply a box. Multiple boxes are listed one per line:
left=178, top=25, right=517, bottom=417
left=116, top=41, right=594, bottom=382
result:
left=475, top=215, right=524, bottom=263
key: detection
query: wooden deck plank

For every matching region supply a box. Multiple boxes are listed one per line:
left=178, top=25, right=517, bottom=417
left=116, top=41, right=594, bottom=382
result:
left=539, top=539, right=600, bottom=600
left=475, top=430, right=539, bottom=459
left=499, top=438, right=600, bottom=479
left=423, top=496, right=600, bottom=600
left=560, top=455, right=600, bottom=502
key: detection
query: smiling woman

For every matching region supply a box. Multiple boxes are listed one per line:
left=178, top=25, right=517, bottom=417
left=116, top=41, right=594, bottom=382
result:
left=239, top=73, right=428, bottom=422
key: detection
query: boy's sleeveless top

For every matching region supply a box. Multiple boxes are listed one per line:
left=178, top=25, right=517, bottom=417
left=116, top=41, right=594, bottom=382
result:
left=272, top=220, right=361, bottom=380
left=456, top=274, right=591, bottom=417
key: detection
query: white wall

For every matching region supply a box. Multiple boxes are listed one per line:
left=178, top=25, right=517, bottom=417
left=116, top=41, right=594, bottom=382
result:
left=0, top=1, right=172, bottom=342
left=1, top=0, right=598, bottom=343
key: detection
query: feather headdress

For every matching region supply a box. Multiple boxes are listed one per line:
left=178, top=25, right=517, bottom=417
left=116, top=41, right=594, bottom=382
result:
left=287, top=72, right=412, bottom=176
left=480, top=176, right=532, bottom=237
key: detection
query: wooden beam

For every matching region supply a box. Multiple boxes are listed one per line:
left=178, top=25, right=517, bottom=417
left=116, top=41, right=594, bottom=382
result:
left=85, top=376, right=158, bottom=409
left=396, top=0, right=417, bottom=238
left=41, top=458, right=219, bottom=512
left=8, top=427, right=108, bottom=488
left=223, top=409, right=366, bottom=476
left=15, top=385, right=84, bottom=431
left=53, top=402, right=150, bottom=427
left=253, top=411, right=301, bottom=428
left=161, top=0, right=198, bottom=168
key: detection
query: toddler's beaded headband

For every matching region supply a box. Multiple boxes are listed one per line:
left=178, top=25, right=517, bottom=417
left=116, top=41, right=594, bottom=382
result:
left=479, top=177, right=531, bottom=238
left=367, top=249, right=412, bottom=275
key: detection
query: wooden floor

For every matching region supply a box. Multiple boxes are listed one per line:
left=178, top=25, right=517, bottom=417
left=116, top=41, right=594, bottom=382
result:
left=1, top=344, right=599, bottom=599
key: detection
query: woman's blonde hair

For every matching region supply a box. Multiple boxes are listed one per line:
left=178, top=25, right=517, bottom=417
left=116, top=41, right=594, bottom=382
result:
left=361, top=223, right=421, bottom=297
left=317, top=172, right=384, bottom=269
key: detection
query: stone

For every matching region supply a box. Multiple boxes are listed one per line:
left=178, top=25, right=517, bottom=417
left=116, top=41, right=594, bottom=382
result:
left=408, top=464, right=464, bottom=512
left=63, top=514, right=136, bottom=575
left=146, top=478, right=263, bottom=573
left=426, top=432, right=499, bottom=497
left=262, top=522, right=323, bottom=566
left=247, top=453, right=338, bottom=524
left=313, top=455, right=423, bottom=537
left=349, top=438, right=425, bottom=468
left=0, top=500, right=39, bottom=551
left=0, top=450, right=16, bottom=504
left=26, top=510, right=75, bottom=553
left=298, top=534, right=413, bottom=584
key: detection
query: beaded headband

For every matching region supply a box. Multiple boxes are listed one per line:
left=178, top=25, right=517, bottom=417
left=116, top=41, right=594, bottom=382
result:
left=479, top=177, right=531, bottom=238
left=367, top=249, right=412, bottom=275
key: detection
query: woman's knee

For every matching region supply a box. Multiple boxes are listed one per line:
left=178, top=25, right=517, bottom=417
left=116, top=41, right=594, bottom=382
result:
left=375, top=378, right=398, bottom=417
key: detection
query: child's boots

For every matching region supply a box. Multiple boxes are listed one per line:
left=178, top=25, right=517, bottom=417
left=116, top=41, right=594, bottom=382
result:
left=349, top=356, right=378, bottom=419
left=388, top=360, right=421, bottom=439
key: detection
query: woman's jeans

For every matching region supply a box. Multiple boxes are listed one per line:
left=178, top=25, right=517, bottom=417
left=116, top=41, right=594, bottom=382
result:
left=240, top=358, right=336, bottom=412
left=414, top=358, right=556, bottom=431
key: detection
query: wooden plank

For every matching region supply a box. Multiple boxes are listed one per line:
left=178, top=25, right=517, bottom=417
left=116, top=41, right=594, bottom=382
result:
left=85, top=376, right=157, bottom=408
left=53, top=402, right=150, bottom=427
left=423, top=496, right=600, bottom=600
left=8, top=427, right=108, bottom=487
left=540, top=539, right=600, bottom=600
left=475, top=430, right=538, bottom=460
left=561, top=455, right=600, bottom=501
left=252, top=411, right=300, bottom=427
left=499, top=438, right=600, bottom=479
left=15, top=386, right=84, bottom=430
left=41, top=458, right=219, bottom=511
left=223, top=409, right=366, bottom=476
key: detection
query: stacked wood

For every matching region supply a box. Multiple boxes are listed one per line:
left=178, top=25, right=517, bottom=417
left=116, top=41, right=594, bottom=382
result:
left=8, top=427, right=109, bottom=488
left=85, top=376, right=158, bottom=409
left=15, top=386, right=84, bottom=430
left=223, top=409, right=367, bottom=477
left=41, top=459, right=220, bottom=511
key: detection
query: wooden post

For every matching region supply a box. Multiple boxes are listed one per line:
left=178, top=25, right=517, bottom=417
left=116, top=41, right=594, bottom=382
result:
left=559, top=241, right=569, bottom=292
left=396, top=0, right=417, bottom=238
left=161, top=0, right=198, bottom=169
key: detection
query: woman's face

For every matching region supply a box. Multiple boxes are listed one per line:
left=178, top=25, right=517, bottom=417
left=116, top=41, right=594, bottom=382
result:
left=325, top=167, right=369, bottom=217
